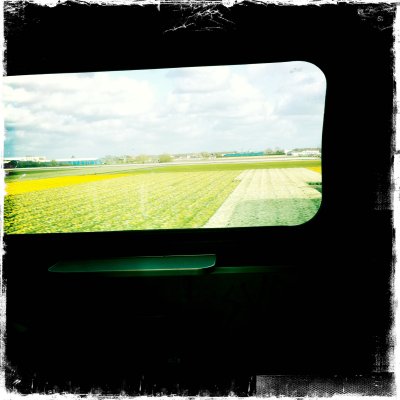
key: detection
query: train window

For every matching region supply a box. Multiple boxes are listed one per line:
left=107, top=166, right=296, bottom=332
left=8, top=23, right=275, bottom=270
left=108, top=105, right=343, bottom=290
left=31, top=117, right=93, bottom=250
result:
left=3, top=61, right=325, bottom=234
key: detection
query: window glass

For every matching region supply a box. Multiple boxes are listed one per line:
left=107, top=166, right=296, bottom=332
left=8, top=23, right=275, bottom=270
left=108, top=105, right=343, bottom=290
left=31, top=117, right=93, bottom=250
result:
left=3, top=62, right=325, bottom=234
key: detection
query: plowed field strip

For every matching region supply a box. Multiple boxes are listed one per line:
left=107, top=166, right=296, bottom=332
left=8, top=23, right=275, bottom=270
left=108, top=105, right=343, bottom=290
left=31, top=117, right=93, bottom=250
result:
left=204, top=168, right=322, bottom=228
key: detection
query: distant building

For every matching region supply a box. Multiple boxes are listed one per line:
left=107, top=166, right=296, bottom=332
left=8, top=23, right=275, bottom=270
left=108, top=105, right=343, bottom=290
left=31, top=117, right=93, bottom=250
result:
left=3, top=156, right=102, bottom=167
left=222, top=152, right=265, bottom=157
left=4, top=156, right=48, bottom=162
left=54, top=158, right=102, bottom=166
left=287, top=149, right=321, bottom=157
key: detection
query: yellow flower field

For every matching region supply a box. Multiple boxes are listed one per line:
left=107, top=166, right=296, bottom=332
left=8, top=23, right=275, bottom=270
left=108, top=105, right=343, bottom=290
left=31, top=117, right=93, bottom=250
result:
left=4, top=160, right=322, bottom=234
left=307, top=166, right=322, bottom=173
left=6, top=174, right=129, bottom=195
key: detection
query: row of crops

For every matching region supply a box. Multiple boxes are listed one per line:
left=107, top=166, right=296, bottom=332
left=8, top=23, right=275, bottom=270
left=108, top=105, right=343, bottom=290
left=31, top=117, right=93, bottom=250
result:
left=205, top=168, right=322, bottom=227
left=4, top=162, right=322, bottom=234
left=5, top=171, right=240, bottom=233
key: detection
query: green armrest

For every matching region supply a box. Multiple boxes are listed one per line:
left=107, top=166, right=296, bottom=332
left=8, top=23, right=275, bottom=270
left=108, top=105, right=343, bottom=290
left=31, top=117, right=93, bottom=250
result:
left=49, top=254, right=216, bottom=276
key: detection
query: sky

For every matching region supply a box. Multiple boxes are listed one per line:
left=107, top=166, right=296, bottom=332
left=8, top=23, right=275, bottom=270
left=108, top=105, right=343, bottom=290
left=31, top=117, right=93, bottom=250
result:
left=3, top=61, right=326, bottom=159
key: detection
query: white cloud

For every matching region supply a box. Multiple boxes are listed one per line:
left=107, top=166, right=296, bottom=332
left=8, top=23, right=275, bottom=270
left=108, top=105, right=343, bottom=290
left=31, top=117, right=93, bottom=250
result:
left=3, top=62, right=325, bottom=158
left=170, top=65, right=231, bottom=93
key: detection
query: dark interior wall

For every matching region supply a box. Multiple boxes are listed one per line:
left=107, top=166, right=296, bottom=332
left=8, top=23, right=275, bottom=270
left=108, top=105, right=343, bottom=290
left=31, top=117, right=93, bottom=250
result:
left=3, top=2, right=395, bottom=395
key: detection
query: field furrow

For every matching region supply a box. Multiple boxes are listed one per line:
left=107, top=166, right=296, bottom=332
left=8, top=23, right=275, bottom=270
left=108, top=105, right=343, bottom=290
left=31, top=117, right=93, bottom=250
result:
left=204, top=168, right=322, bottom=228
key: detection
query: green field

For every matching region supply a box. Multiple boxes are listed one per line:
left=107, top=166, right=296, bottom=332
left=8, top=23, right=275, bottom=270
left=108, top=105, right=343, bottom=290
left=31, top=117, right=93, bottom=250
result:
left=5, top=160, right=321, bottom=182
left=4, top=160, right=322, bottom=234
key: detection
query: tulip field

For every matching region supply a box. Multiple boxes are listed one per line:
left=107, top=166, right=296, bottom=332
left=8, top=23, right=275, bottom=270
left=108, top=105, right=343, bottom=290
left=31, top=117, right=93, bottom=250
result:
left=4, top=160, right=322, bottom=234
